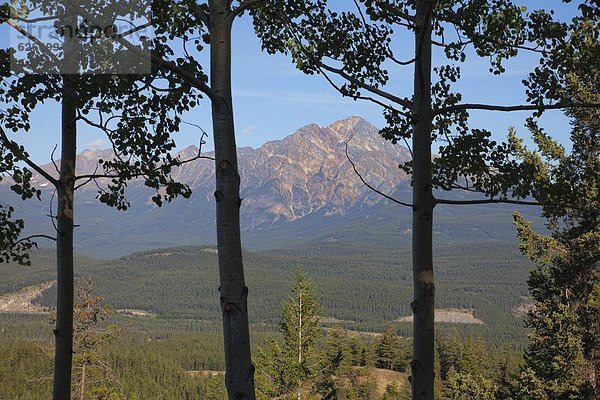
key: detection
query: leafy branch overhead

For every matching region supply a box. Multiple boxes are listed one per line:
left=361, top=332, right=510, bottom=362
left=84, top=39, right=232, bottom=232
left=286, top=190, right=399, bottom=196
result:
left=0, top=1, right=220, bottom=262
left=252, top=0, right=600, bottom=206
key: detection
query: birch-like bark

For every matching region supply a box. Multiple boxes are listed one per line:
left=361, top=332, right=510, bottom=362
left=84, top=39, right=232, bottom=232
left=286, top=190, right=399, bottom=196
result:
left=53, top=71, right=77, bottom=400
left=209, top=1, right=255, bottom=398
left=52, top=7, right=77, bottom=398
left=411, top=1, right=435, bottom=399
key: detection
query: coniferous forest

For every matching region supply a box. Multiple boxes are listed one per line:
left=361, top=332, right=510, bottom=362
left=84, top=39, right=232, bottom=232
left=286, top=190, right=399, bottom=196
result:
left=0, top=1, right=598, bottom=399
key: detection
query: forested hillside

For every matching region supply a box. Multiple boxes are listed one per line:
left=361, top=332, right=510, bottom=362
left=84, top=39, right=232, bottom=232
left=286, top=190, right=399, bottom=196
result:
left=1, top=242, right=531, bottom=344
left=1, top=0, right=596, bottom=397
left=0, top=271, right=523, bottom=399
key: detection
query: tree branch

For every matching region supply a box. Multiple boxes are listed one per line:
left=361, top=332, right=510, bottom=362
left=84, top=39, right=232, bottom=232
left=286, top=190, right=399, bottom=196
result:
left=441, top=17, right=548, bottom=55
left=11, top=14, right=65, bottom=23
left=434, top=197, right=543, bottom=207
left=283, top=23, right=413, bottom=111
left=319, top=62, right=413, bottom=110
left=15, top=234, right=56, bottom=245
left=346, top=131, right=412, bottom=208
left=434, top=102, right=600, bottom=116
left=5, top=19, right=61, bottom=63
left=316, top=64, right=411, bottom=118
left=390, top=55, right=416, bottom=66
left=0, top=128, right=59, bottom=187
left=74, top=151, right=214, bottom=182
left=112, top=33, right=217, bottom=102
left=118, top=21, right=153, bottom=38
left=189, top=2, right=210, bottom=28
left=434, top=196, right=593, bottom=213
left=230, top=0, right=265, bottom=19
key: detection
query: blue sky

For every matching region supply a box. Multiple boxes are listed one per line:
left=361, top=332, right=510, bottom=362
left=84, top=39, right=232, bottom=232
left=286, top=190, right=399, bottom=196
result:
left=1, top=1, right=578, bottom=164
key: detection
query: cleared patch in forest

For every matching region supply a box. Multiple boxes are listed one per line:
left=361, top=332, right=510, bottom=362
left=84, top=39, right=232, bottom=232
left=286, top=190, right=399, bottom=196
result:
left=0, top=281, right=55, bottom=313
left=116, top=309, right=157, bottom=317
left=395, top=308, right=484, bottom=325
left=185, top=370, right=224, bottom=378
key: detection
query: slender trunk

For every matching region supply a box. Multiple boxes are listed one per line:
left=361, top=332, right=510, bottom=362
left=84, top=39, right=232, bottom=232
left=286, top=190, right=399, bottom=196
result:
left=53, top=8, right=77, bottom=397
left=298, top=290, right=302, bottom=364
left=209, top=1, right=255, bottom=398
left=411, top=1, right=435, bottom=399
left=53, top=73, right=77, bottom=400
left=79, top=359, right=87, bottom=400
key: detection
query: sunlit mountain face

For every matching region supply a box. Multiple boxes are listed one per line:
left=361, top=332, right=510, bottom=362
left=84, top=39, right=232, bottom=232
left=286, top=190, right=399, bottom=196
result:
left=2, top=116, right=537, bottom=257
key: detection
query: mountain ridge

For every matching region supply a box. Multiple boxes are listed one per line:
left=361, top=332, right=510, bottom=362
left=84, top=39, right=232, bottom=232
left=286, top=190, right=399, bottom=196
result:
left=0, top=115, right=538, bottom=257
left=21, top=116, right=411, bottom=227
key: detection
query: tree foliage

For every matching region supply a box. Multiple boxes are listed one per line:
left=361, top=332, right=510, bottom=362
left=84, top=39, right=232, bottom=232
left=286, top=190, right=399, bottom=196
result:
left=255, top=267, right=323, bottom=399
left=509, top=28, right=599, bottom=398
left=70, top=278, right=128, bottom=400
left=0, top=0, right=207, bottom=264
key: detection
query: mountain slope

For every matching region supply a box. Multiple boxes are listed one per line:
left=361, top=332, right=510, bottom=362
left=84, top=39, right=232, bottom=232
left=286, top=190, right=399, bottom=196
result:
left=0, top=116, right=538, bottom=257
left=1, top=242, right=531, bottom=343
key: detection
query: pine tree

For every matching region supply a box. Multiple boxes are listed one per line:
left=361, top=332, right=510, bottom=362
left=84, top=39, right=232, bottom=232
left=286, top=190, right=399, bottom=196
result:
left=71, top=278, right=128, bottom=400
left=437, top=329, right=462, bottom=381
left=509, top=22, right=599, bottom=397
left=444, top=368, right=497, bottom=400
left=255, top=267, right=322, bottom=400
left=458, top=337, right=487, bottom=377
left=375, top=326, right=411, bottom=372
left=512, top=214, right=596, bottom=399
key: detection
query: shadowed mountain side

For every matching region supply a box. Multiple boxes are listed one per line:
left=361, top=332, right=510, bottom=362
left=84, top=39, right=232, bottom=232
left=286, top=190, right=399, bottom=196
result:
left=0, top=115, right=543, bottom=258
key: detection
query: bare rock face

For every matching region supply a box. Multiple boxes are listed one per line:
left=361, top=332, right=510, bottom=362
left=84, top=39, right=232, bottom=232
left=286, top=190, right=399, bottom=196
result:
left=237, top=116, right=410, bottom=227
left=20, top=116, right=411, bottom=229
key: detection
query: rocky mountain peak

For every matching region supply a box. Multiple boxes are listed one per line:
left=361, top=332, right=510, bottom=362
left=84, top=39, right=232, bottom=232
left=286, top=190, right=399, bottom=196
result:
left=18, top=116, right=411, bottom=228
left=328, top=115, right=377, bottom=137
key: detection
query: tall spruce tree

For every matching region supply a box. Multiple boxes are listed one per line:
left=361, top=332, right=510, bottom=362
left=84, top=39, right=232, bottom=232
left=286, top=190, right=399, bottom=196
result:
left=505, top=8, right=599, bottom=397
left=375, top=326, right=411, bottom=372
left=255, top=267, right=322, bottom=400
left=510, top=116, right=599, bottom=398
left=250, top=2, right=600, bottom=398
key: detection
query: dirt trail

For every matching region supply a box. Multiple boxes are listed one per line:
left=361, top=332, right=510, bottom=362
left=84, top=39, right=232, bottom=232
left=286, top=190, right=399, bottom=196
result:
left=0, top=281, right=55, bottom=313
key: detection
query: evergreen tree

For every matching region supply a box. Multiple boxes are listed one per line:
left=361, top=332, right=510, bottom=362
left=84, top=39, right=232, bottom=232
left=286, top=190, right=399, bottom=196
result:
left=375, top=326, right=411, bottom=372
left=437, top=329, right=462, bottom=381
left=70, top=278, right=128, bottom=400
left=458, top=337, right=487, bottom=377
left=444, top=368, right=497, bottom=400
left=255, top=267, right=322, bottom=399
left=512, top=212, right=597, bottom=399
left=381, top=384, right=402, bottom=400
left=494, top=346, right=519, bottom=400
left=509, top=21, right=599, bottom=397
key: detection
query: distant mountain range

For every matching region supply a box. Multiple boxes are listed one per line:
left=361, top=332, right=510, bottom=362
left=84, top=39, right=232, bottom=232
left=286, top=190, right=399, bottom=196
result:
left=1, top=116, right=539, bottom=258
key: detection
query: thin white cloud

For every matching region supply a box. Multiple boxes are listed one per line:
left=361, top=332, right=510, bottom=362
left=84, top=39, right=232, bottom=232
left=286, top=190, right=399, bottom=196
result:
left=84, top=139, right=108, bottom=149
left=242, top=125, right=257, bottom=135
